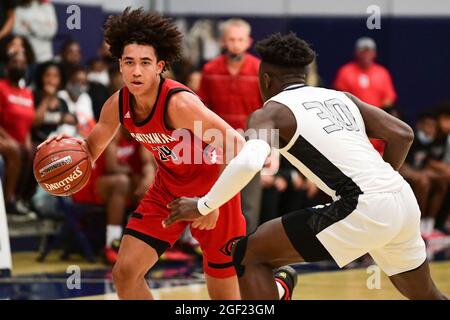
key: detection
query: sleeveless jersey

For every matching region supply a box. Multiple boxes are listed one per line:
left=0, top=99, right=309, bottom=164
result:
left=269, top=84, right=405, bottom=202
left=119, top=77, right=221, bottom=197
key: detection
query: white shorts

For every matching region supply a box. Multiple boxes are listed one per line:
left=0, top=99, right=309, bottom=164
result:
left=316, top=182, right=426, bottom=276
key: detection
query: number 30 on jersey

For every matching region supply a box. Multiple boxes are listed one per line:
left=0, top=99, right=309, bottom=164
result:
left=303, top=98, right=360, bottom=133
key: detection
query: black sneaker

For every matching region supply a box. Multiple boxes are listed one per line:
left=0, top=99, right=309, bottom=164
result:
left=5, top=201, right=20, bottom=215
left=274, top=265, right=298, bottom=300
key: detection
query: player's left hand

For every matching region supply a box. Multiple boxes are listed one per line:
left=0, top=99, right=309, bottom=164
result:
left=163, top=197, right=203, bottom=228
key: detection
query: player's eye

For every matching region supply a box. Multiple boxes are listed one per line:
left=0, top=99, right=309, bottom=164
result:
left=125, top=61, right=133, bottom=65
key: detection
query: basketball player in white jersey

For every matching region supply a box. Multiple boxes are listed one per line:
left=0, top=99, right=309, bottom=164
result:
left=163, top=33, right=447, bottom=300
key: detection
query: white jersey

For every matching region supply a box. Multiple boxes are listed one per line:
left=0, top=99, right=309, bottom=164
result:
left=269, top=84, right=405, bottom=201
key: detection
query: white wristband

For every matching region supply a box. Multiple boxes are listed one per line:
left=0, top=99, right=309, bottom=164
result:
left=197, top=197, right=213, bottom=216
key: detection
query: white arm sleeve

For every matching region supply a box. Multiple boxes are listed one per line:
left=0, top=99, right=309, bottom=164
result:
left=197, top=139, right=271, bottom=215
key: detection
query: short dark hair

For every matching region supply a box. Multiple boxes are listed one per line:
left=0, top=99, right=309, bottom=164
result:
left=256, top=32, right=316, bottom=69
left=434, top=101, right=450, bottom=117
left=67, top=65, right=87, bottom=81
left=60, top=39, right=80, bottom=55
left=103, top=7, right=183, bottom=71
left=417, top=111, right=437, bottom=122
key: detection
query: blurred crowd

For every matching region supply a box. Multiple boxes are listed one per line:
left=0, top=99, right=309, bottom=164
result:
left=1, top=2, right=449, bottom=265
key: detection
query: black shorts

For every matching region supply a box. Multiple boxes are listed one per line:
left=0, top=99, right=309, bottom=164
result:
left=281, top=207, right=334, bottom=262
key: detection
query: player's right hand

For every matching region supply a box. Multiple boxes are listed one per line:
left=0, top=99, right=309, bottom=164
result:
left=37, top=134, right=93, bottom=165
left=37, top=133, right=75, bottom=149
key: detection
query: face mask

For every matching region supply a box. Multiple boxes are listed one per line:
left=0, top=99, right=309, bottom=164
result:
left=67, top=82, right=87, bottom=100
left=87, top=71, right=110, bottom=87
left=226, top=50, right=245, bottom=62
left=416, top=130, right=433, bottom=145
left=8, top=67, right=27, bottom=83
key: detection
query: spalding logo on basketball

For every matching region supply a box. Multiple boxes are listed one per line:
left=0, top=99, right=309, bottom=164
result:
left=33, top=138, right=92, bottom=196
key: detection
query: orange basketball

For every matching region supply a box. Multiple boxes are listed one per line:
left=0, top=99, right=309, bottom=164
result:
left=33, top=138, right=92, bottom=196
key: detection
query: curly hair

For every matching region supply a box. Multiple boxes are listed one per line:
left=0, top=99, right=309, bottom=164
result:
left=0, top=34, right=36, bottom=65
left=103, top=7, right=183, bottom=71
left=256, top=32, right=315, bottom=69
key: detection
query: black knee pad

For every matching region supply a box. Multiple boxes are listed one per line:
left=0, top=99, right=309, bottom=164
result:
left=231, top=236, right=248, bottom=278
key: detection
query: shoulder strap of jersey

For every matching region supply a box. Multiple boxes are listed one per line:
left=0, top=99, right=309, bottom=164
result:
left=118, top=86, right=130, bottom=125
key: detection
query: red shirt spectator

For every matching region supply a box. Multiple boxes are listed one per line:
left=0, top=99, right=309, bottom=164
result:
left=334, top=37, right=397, bottom=153
left=334, top=61, right=396, bottom=108
left=0, top=51, right=35, bottom=213
left=199, top=18, right=264, bottom=234
left=199, top=53, right=262, bottom=130
left=0, top=79, right=34, bottom=143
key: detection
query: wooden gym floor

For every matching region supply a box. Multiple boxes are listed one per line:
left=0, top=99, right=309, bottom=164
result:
left=2, top=251, right=448, bottom=300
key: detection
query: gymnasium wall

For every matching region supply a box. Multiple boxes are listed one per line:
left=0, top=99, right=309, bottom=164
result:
left=50, top=0, right=450, bottom=124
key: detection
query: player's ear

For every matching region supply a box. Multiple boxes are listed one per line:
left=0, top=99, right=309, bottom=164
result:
left=156, top=60, right=165, bottom=75
left=118, top=59, right=122, bottom=73
left=263, top=72, right=271, bottom=89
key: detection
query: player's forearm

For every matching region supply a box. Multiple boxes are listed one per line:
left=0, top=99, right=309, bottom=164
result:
left=198, top=139, right=271, bottom=215
left=383, top=134, right=413, bottom=171
left=86, top=123, right=119, bottom=162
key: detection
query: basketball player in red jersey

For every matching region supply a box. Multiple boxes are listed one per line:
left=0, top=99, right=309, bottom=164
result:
left=40, top=8, right=247, bottom=299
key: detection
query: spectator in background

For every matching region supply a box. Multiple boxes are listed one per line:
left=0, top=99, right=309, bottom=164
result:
left=198, top=18, right=263, bottom=233
left=58, top=39, right=82, bottom=85
left=13, top=0, right=57, bottom=63
left=108, top=65, right=124, bottom=95
left=58, top=66, right=95, bottom=138
left=334, top=37, right=397, bottom=153
left=0, top=51, right=35, bottom=215
left=87, top=58, right=110, bottom=87
left=185, top=19, right=221, bottom=70
left=0, top=34, right=36, bottom=80
left=260, top=156, right=322, bottom=224
left=73, top=127, right=156, bottom=264
left=0, top=34, right=35, bottom=64
left=426, top=104, right=450, bottom=235
left=97, top=40, right=117, bottom=70
left=399, top=112, right=447, bottom=236
left=32, top=61, right=76, bottom=144
left=172, top=58, right=201, bottom=92
left=0, top=0, right=17, bottom=41
left=87, top=58, right=110, bottom=121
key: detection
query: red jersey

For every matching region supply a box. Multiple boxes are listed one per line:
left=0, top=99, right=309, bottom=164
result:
left=119, top=77, right=221, bottom=198
left=0, top=79, right=35, bottom=143
left=198, top=53, right=263, bottom=130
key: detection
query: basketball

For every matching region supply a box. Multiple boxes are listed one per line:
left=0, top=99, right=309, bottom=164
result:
left=33, top=138, right=92, bottom=196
